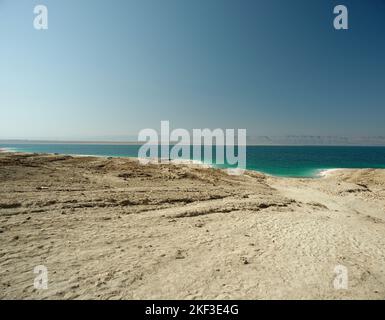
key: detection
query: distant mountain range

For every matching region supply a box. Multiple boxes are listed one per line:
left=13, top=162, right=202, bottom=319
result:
left=246, top=136, right=385, bottom=146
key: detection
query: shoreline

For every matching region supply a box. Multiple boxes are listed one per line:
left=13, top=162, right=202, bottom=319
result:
left=317, top=168, right=345, bottom=177
left=0, top=149, right=327, bottom=179
left=0, top=149, right=375, bottom=179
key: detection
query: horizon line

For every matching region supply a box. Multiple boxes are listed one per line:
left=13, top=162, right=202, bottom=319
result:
left=1, top=139, right=385, bottom=147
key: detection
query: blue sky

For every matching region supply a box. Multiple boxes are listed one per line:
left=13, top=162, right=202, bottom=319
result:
left=0, top=0, right=384, bottom=140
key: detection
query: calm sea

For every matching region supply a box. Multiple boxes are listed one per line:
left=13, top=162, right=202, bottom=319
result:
left=1, top=143, right=385, bottom=178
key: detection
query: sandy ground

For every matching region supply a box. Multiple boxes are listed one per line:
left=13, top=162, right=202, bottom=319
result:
left=0, top=152, right=385, bottom=300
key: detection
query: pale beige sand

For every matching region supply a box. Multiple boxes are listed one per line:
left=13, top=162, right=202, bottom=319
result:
left=0, top=152, right=385, bottom=299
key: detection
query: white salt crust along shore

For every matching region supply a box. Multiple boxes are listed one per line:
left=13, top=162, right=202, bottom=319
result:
left=318, top=168, right=346, bottom=177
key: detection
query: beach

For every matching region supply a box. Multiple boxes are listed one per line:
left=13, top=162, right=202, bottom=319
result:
left=1, top=152, right=385, bottom=299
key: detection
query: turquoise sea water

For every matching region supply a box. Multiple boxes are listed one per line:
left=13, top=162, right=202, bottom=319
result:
left=1, top=143, right=385, bottom=178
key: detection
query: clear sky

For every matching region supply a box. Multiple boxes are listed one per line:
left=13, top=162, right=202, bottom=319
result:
left=0, top=0, right=384, bottom=141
